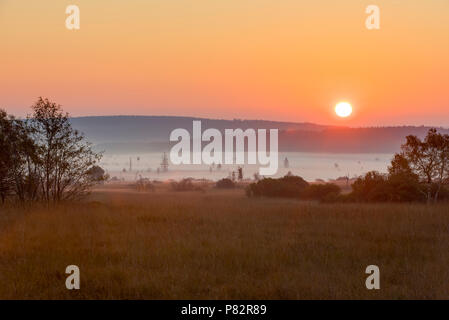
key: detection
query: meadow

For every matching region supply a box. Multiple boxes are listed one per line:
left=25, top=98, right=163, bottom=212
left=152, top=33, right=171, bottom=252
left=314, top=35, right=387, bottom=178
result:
left=0, top=184, right=448, bottom=299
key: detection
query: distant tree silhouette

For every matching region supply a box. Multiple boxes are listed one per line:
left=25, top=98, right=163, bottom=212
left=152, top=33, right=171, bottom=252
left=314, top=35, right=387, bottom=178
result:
left=171, top=178, right=196, bottom=191
left=87, top=165, right=108, bottom=183
left=237, top=167, right=243, bottom=181
left=136, top=177, right=154, bottom=192
left=216, top=178, right=235, bottom=189
left=253, top=172, right=261, bottom=181
left=160, top=153, right=169, bottom=172
left=284, top=157, right=289, bottom=168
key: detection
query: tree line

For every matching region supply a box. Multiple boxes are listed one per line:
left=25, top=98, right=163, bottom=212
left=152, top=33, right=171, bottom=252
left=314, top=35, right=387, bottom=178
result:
left=0, top=98, right=102, bottom=205
left=350, top=128, right=449, bottom=203
left=246, top=128, right=449, bottom=203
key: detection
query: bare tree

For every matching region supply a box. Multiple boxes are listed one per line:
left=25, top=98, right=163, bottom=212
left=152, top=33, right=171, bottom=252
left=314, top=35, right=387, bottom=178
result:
left=0, top=109, right=40, bottom=203
left=28, top=97, right=102, bottom=203
left=160, top=152, right=169, bottom=172
left=0, top=110, right=15, bottom=203
left=237, top=166, right=243, bottom=181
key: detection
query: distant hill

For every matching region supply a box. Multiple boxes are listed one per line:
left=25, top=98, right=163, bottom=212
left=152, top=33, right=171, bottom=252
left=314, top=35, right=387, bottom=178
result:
left=70, top=116, right=449, bottom=154
left=279, top=126, right=449, bottom=153
left=70, top=116, right=327, bottom=142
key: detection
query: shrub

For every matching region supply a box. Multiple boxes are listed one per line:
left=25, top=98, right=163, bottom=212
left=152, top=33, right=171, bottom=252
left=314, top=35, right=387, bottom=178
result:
left=350, top=171, right=390, bottom=202
left=301, top=183, right=341, bottom=201
left=135, top=178, right=155, bottom=192
left=216, top=178, right=235, bottom=189
left=171, top=178, right=196, bottom=192
left=87, top=165, right=108, bottom=183
left=349, top=170, right=424, bottom=203
left=246, top=175, right=309, bottom=198
left=386, top=171, right=423, bottom=202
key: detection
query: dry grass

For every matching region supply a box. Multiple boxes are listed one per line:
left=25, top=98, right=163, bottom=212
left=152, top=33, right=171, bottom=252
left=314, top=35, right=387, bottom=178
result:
left=0, top=185, right=448, bottom=299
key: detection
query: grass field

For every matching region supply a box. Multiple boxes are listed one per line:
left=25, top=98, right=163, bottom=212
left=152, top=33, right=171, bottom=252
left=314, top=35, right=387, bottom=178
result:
left=0, top=184, right=448, bottom=299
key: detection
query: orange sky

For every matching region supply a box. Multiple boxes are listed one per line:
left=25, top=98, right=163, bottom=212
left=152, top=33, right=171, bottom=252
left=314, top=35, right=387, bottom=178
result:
left=1, top=0, right=448, bottom=126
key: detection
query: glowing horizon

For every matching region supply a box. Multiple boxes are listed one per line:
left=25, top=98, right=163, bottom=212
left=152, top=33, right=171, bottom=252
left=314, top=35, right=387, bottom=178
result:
left=1, top=0, right=448, bottom=127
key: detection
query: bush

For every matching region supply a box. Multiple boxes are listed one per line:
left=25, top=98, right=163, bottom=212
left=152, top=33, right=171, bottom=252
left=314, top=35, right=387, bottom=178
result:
left=349, top=170, right=424, bottom=203
left=301, top=183, right=341, bottom=201
left=171, top=178, right=196, bottom=192
left=350, top=171, right=390, bottom=202
left=246, top=175, right=309, bottom=198
left=216, top=178, right=235, bottom=189
left=135, top=178, right=155, bottom=192
left=87, top=165, right=108, bottom=183
left=322, top=192, right=356, bottom=203
left=386, top=172, right=423, bottom=202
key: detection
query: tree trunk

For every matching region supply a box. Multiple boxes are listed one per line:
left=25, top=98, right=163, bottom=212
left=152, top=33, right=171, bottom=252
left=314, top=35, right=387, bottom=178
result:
left=434, top=183, right=441, bottom=203
left=426, top=184, right=432, bottom=205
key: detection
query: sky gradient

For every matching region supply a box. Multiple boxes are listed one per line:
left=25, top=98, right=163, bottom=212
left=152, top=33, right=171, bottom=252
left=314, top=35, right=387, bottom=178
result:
left=1, top=0, right=448, bottom=126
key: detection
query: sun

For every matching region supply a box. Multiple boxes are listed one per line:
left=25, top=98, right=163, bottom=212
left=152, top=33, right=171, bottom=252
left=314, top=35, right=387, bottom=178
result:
left=335, top=102, right=353, bottom=118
